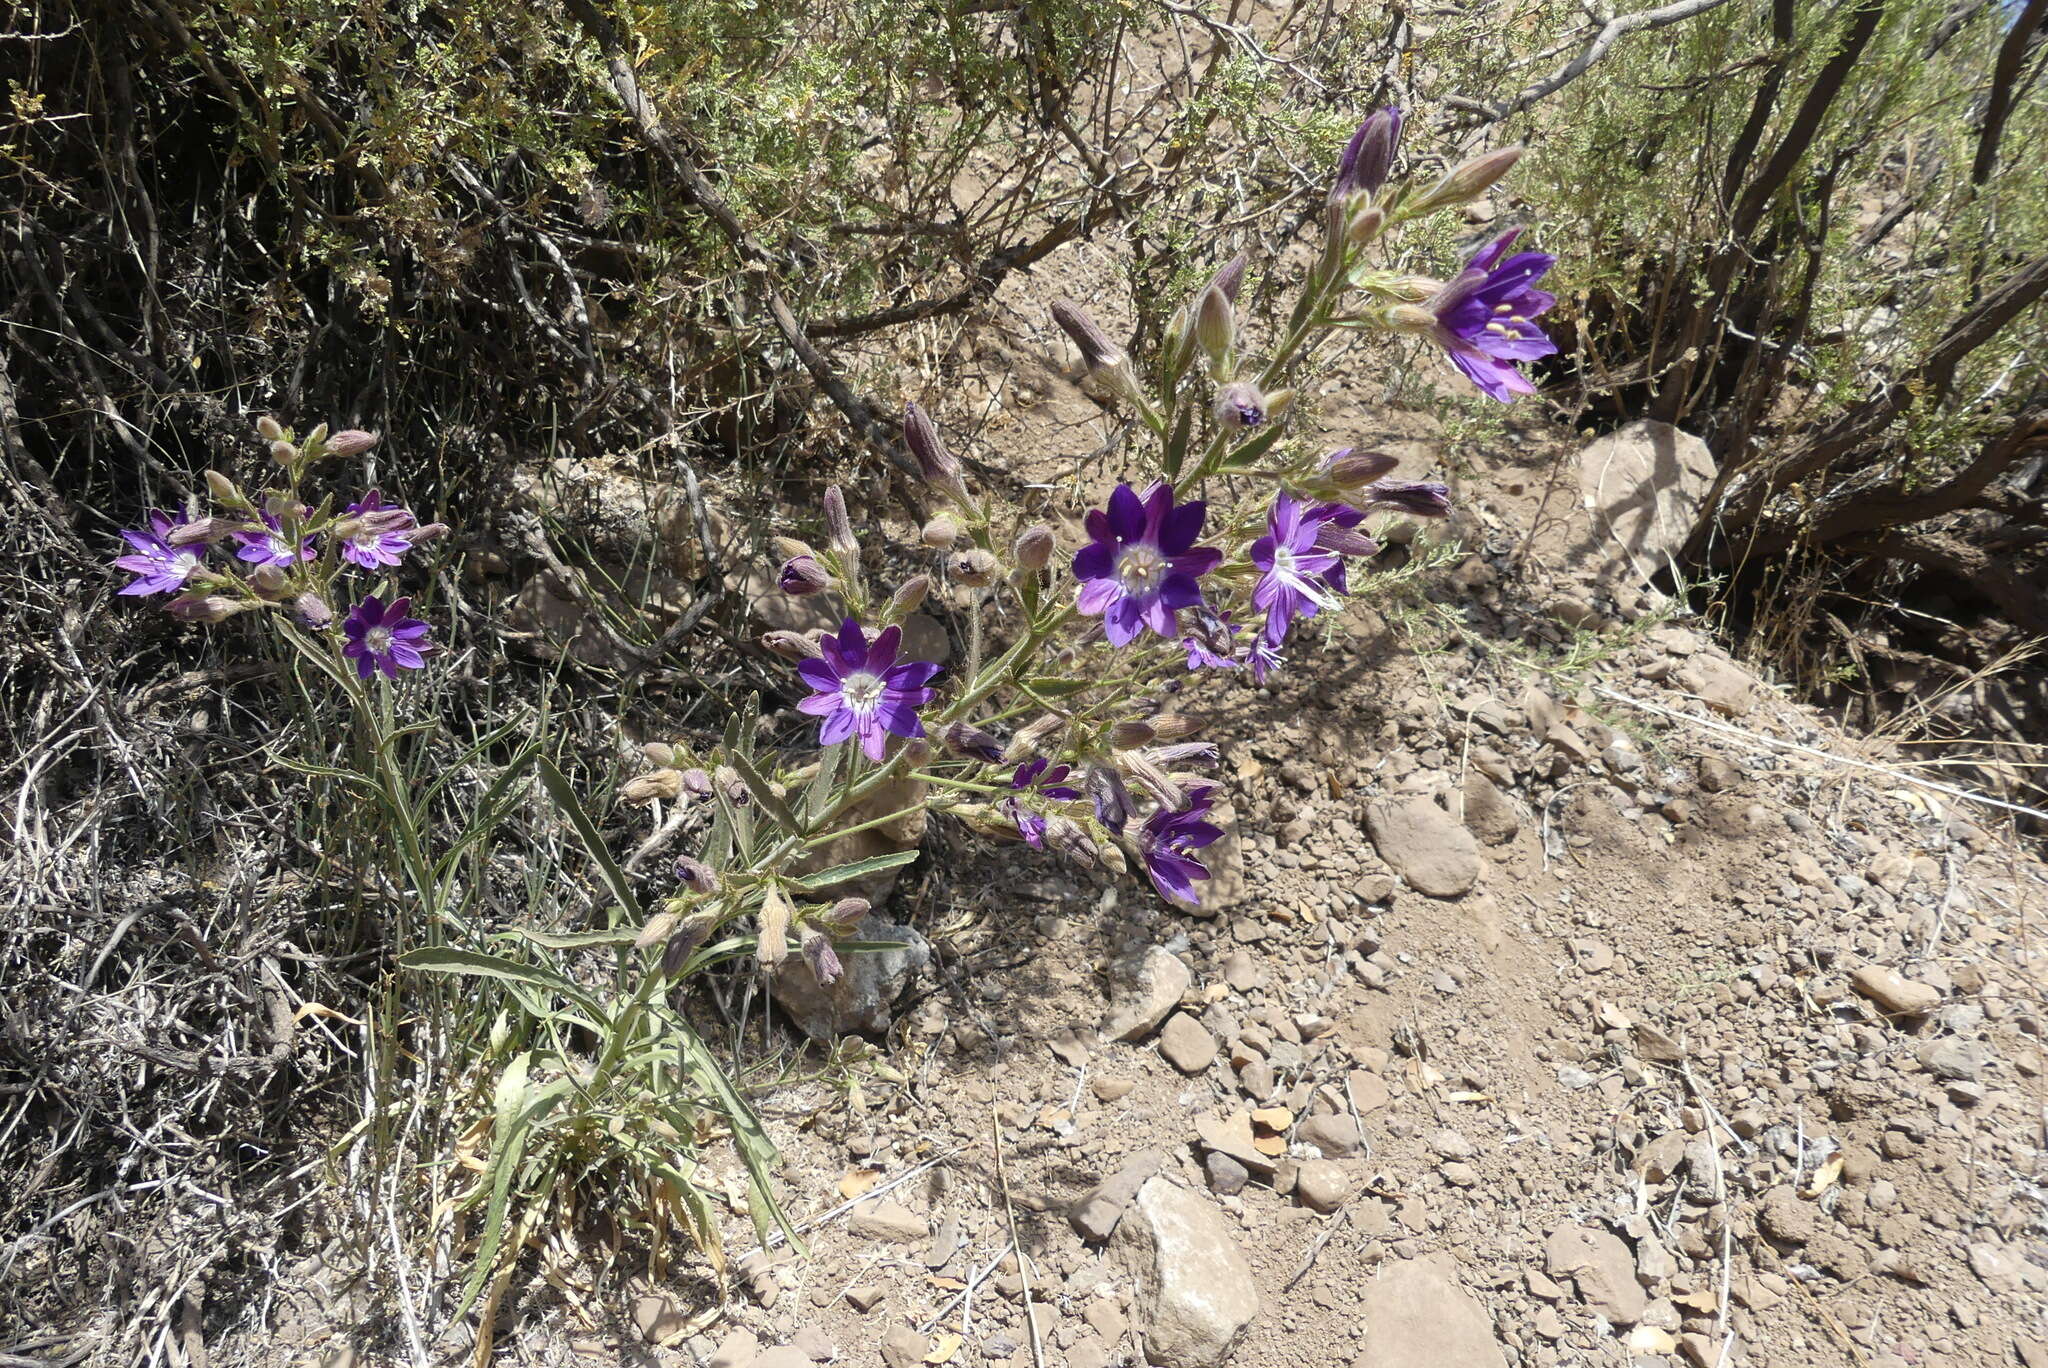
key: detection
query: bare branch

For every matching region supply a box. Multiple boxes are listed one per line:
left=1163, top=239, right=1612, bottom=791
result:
left=1456, top=0, right=1736, bottom=123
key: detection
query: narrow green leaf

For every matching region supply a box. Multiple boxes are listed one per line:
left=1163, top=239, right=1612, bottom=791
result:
left=790, top=849, right=920, bottom=890
left=725, top=750, right=802, bottom=832
left=1222, top=424, right=1286, bottom=469
left=702, top=806, right=732, bottom=870
left=537, top=756, right=644, bottom=928
left=805, top=743, right=844, bottom=825
left=398, top=946, right=607, bottom=1021
left=506, top=926, right=640, bottom=950
left=1022, top=676, right=1096, bottom=697
left=1162, top=401, right=1193, bottom=481
left=674, top=1021, right=799, bottom=1252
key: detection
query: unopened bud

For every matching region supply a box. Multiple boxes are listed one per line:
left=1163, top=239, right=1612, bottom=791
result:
left=1413, top=144, right=1524, bottom=212
left=1087, top=766, right=1135, bottom=834
left=294, top=592, right=334, bottom=628
left=1012, top=525, right=1055, bottom=573
left=901, top=738, right=933, bottom=767
left=255, top=415, right=286, bottom=442
left=1382, top=303, right=1440, bottom=335
left=903, top=401, right=975, bottom=508
left=1152, top=741, right=1219, bottom=768
left=325, top=429, right=379, bottom=458
left=1192, top=286, right=1235, bottom=368
left=1204, top=251, right=1248, bottom=305
left=1109, top=719, right=1156, bottom=749
left=1148, top=713, right=1203, bottom=741
left=942, top=721, right=1005, bottom=763
left=1317, top=522, right=1383, bottom=557
left=886, top=575, right=932, bottom=619
left=1322, top=449, right=1400, bottom=489
left=1044, top=816, right=1100, bottom=869
left=949, top=548, right=999, bottom=587
left=660, top=909, right=719, bottom=976
left=1347, top=205, right=1386, bottom=248
left=204, top=470, right=241, bottom=504
left=409, top=522, right=450, bottom=544
left=675, top=856, right=720, bottom=895
left=165, top=593, right=247, bottom=623
left=823, top=896, right=871, bottom=932
left=1048, top=298, right=1126, bottom=371
left=268, top=440, right=298, bottom=467
left=756, top=886, right=792, bottom=971
left=799, top=927, right=843, bottom=986
left=761, top=630, right=820, bottom=660
left=330, top=517, right=365, bottom=542
left=680, top=768, right=714, bottom=798
left=622, top=769, right=685, bottom=804
left=1213, top=381, right=1267, bottom=432
left=644, top=742, right=678, bottom=766
left=1365, top=479, right=1452, bottom=518
left=1332, top=107, right=1402, bottom=202
left=713, top=765, right=748, bottom=806
left=778, top=555, right=833, bottom=597
left=770, top=535, right=814, bottom=563
left=822, top=485, right=858, bottom=556
left=634, top=911, right=678, bottom=951
left=1264, top=389, right=1296, bottom=422
left=167, top=517, right=228, bottom=547
left=1385, top=275, right=1440, bottom=303
left=1003, top=713, right=1064, bottom=762
left=922, top=514, right=960, bottom=549
left=248, top=564, right=291, bottom=600
left=303, top=422, right=329, bottom=450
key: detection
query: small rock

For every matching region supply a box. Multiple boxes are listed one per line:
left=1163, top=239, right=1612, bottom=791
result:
left=848, top=1198, right=929, bottom=1245
left=1850, top=965, right=1941, bottom=1018
left=1111, top=1177, right=1260, bottom=1368
left=1460, top=772, right=1520, bottom=846
left=843, top=1284, right=885, bottom=1313
left=1917, top=1039, right=1986, bottom=1081
left=1070, top=1149, right=1168, bottom=1244
left=1159, top=1014, right=1219, bottom=1074
left=1758, top=1187, right=1815, bottom=1246
left=1696, top=756, right=1739, bottom=792
left=1205, top=1151, right=1249, bottom=1196
left=1068, top=1337, right=1112, bottom=1368
left=789, top=1328, right=837, bottom=1365
left=1297, top=1114, right=1364, bottom=1158
left=879, top=1328, right=926, bottom=1368
left=1546, top=1223, right=1647, bottom=1325
left=1678, top=656, right=1757, bottom=717
left=751, top=1349, right=809, bottom=1368
left=707, top=1329, right=762, bottom=1368
left=634, top=1293, right=693, bottom=1347
left=1295, top=1160, right=1351, bottom=1212
left=1092, top=1075, right=1136, bottom=1103
left=1968, top=1241, right=2025, bottom=1293
left=1440, top=1161, right=1479, bottom=1188
left=1570, top=938, right=1616, bottom=973
left=1103, top=947, right=1193, bottom=1042
left=1366, top=795, right=1482, bottom=897
left=1534, top=1306, right=1567, bottom=1341
left=1637, top=1132, right=1687, bottom=1184
left=1222, top=950, right=1259, bottom=992
left=1356, top=1252, right=1507, bottom=1368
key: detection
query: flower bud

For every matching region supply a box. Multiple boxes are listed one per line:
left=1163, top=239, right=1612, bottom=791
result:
left=1322, top=449, right=1400, bottom=489
left=634, top=911, right=678, bottom=951
left=922, top=514, right=960, bottom=549
left=1151, top=741, right=1219, bottom=768
left=1264, top=389, right=1296, bottom=422
left=1365, top=479, right=1452, bottom=518
left=1346, top=205, right=1386, bottom=249
left=1048, top=297, right=1126, bottom=371
left=799, top=927, right=844, bottom=986
left=778, top=555, right=833, bottom=597
left=887, top=574, right=931, bottom=618
left=330, top=517, right=365, bottom=542
left=756, top=886, right=792, bottom=971
left=166, top=517, right=229, bottom=547
left=822, top=484, right=858, bottom=556
left=1212, top=381, right=1267, bottom=432
left=294, top=592, right=334, bottom=628
left=1012, top=525, right=1055, bottom=573
left=1385, top=275, right=1440, bottom=303
left=303, top=422, right=329, bottom=450
left=713, top=765, right=748, bottom=806
left=941, top=721, right=1005, bottom=763
left=1382, top=303, right=1440, bottom=335
left=1317, top=522, right=1383, bottom=557
left=903, top=401, right=975, bottom=509
left=770, top=535, right=814, bottom=563
left=204, top=470, right=243, bottom=505
left=1413, top=145, right=1524, bottom=212
left=1148, top=713, right=1203, bottom=741
left=949, top=548, right=999, bottom=587
left=268, top=440, right=298, bottom=467
left=823, top=896, right=871, bottom=932
left=1121, top=750, right=1185, bottom=810
left=248, top=564, right=291, bottom=600
left=255, top=415, right=286, bottom=442
left=1192, top=286, right=1235, bottom=369
left=622, top=769, right=684, bottom=804
left=1087, top=766, right=1135, bottom=834
left=165, top=593, right=247, bottom=623
left=325, top=429, right=379, bottom=458
left=675, top=855, right=721, bottom=895
left=1332, top=107, right=1402, bottom=202
left=761, top=629, right=820, bottom=660
left=1109, top=719, right=1156, bottom=749
left=1003, top=713, right=1064, bottom=762
left=410, top=522, right=450, bottom=544
left=660, top=909, right=719, bottom=976
left=680, top=768, right=714, bottom=798
left=1204, top=251, right=1248, bottom=305
left=1044, top=816, right=1100, bottom=869
left=644, top=742, right=678, bottom=766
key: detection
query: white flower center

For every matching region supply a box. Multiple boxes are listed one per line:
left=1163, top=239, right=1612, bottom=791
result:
left=1116, top=543, right=1167, bottom=595
left=365, top=626, right=394, bottom=654
left=1271, top=546, right=1297, bottom=575
left=841, top=670, right=884, bottom=714
left=173, top=551, right=200, bottom=576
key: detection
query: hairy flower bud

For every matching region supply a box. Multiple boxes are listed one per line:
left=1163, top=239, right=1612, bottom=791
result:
left=409, top=521, right=450, bottom=544
left=799, top=927, right=844, bottom=986
left=1213, top=381, right=1267, bottom=432
left=921, top=514, right=960, bottom=549
left=1121, top=750, right=1186, bottom=811
left=949, top=548, right=999, bottom=587
left=942, top=721, right=1005, bottom=763
left=887, top=574, right=932, bottom=618
left=268, top=440, right=298, bottom=467
left=643, top=742, right=678, bottom=766
left=680, top=768, right=714, bottom=798
left=1110, top=719, right=1156, bottom=750
left=771, top=535, right=814, bottom=563
left=1049, top=297, right=1126, bottom=370
left=1086, top=765, right=1135, bottom=834
left=713, top=765, right=748, bottom=806
left=1347, top=205, right=1386, bottom=249
left=1003, top=713, right=1064, bottom=762
left=633, top=910, right=678, bottom=952
left=622, top=768, right=684, bottom=804
left=1413, top=145, right=1525, bottom=212
left=1150, top=741, right=1219, bottom=768
left=1382, top=303, right=1440, bottom=335
left=1316, top=522, right=1383, bottom=557
left=166, top=593, right=247, bottom=623
left=294, top=592, right=334, bottom=628
left=1323, top=448, right=1401, bottom=489
left=901, top=737, right=933, bottom=767
left=660, top=909, right=719, bottom=976
left=761, top=629, right=821, bottom=660
left=1011, top=525, right=1055, bottom=573
left=325, top=429, right=380, bottom=458
left=1044, top=815, right=1099, bottom=868
left=1204, top=251, right=1248, bottom=305
left=903, top=401, right=975, bottom=509
left=255, top=415, right=286, bottom=442
left=822, top=484, right=858, bottom=556
left=1365, top=479, right=1453, bottom=518
left=166, top=517, right=229, bottom=547
left=778, top=554, right=833, bottom=597
left=756, top=886, right=792, bottom=971
left=303, top=422, right=329, bottom=450
left=675, top=855, right=720, bottom=895
left=204, top=470, right=243, bottom=505
left=823, top=896, right=870, bottom=932
left=1332, top=107, right=1402, bottom=202
left=1192, top=286, right=1235, bottom=370
left=1148, top=713, right=1203, bottom=741
left=248, top=564, right=291, bottom=600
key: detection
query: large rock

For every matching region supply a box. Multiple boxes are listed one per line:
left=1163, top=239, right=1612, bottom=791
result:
left=1102, top=946, right=1192, bottom=1042
left=1365, top=796, right=1481, bottom=898
left=1546, top=1224, right=1647, bottom=1326
left=1357, top=1253, right=1507, bottom=1368
left=771, top=913, right=928, bottom=1040
left=1111, top=1177, right=1259, bottom=1368
left=1574, top=419, right=1715, bottom=586
left=1459, top=772, right=1519, bottom=846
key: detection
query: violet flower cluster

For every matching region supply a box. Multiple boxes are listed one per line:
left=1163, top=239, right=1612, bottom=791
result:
left=628, top=104, right=1555, bottom=953
left=113, top=421, right=445, bottom=682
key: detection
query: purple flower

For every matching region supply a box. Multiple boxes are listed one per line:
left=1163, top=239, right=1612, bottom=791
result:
left=1426, top=229, right=1558, bottom=402
left=114, top=510, right=206, bottom=596
left=342, top=595, right=432, bottom=680
left=340, top=490, right=418, bottom=570
left=1251, top=493, right=1346, bottom=645
left=1003, top=757, right=1081, bottom=848
left=1139, top=786, right=1224, bottom=907
left=1087, top=765, right=1136, bottom=834
left=796, top=619, right=942, bottom=762
left=1332, top=107, right=1402, bottom=201
left=1244, top=635, right=1286, bottom=683
left=234, top=513, right=316, bottom=569
left=1073, top=482, right=1222, bottom=647
left=1181, top=607, right=1240, bottom=671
